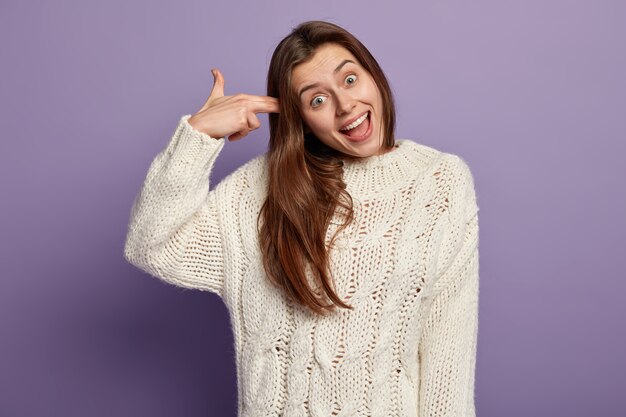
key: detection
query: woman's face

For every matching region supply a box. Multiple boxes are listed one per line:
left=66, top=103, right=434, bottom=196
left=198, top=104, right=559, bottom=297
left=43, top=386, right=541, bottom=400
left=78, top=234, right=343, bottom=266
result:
left=292, top=43, right=387, bottom=158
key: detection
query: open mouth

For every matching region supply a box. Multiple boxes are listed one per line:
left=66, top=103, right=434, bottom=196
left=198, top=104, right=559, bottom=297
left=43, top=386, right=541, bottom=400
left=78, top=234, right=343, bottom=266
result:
left=339, top=111, right=371, bottom=141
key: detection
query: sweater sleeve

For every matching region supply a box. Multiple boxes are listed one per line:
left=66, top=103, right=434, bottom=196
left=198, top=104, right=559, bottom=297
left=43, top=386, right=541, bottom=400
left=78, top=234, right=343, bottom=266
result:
left=418, top=156, right=480, bottom=417
left=123, top=114, right=229, bottom=297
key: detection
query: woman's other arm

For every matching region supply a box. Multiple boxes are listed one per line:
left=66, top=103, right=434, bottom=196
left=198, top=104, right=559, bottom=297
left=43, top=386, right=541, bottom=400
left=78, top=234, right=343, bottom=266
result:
left=418, top=155, right=480, bottom=416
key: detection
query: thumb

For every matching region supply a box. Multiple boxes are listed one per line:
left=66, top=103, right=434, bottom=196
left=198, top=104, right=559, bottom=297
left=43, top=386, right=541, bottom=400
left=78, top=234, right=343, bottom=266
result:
left=209, top=68, right=225, bottom=99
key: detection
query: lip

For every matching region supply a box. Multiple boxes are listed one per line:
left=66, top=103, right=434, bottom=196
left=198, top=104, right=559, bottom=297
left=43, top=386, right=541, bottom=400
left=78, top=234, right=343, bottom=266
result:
left=339, top=111, right=369, bottom=131
left=340, top=111, right=372, bottom=143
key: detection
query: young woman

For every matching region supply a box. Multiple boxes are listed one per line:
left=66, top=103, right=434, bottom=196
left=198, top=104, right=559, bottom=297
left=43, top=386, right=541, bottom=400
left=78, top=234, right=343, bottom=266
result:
left=124, top=20, right=480, bottom=417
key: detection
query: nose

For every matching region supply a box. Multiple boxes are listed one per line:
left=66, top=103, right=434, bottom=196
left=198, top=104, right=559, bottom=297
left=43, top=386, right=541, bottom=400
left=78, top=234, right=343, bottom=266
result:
left=335, top=90, right=356, bottom=116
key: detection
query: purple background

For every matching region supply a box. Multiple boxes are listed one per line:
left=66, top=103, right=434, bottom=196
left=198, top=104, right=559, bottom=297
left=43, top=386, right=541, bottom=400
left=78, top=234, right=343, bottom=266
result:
left=1, top=1, right=625, bottom=416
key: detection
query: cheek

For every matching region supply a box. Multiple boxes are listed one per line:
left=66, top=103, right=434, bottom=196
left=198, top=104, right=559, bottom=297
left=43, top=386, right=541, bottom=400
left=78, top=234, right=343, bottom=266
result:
left=363, top=76, right=381, bottom=102
left=369, top=83, right=381, bottom=102
left=304, top=113, right=330, bottom=133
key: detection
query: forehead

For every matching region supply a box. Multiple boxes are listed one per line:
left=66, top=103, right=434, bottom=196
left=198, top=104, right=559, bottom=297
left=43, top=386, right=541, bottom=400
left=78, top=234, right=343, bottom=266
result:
left=292, top=43, right=361, bottom=86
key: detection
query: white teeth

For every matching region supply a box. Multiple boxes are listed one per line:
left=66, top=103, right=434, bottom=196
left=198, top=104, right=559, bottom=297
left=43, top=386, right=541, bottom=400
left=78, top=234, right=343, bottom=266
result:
left=340, top=112, right=368, bottom=131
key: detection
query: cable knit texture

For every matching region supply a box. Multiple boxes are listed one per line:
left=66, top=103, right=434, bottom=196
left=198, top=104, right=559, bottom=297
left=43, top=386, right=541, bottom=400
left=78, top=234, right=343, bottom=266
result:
left=124, top=114, right=480, bottom=417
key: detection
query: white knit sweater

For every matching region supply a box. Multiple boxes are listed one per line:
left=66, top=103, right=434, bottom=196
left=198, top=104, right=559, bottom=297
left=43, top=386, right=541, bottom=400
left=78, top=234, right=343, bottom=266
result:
left=124, top=114, right=480, bottom=417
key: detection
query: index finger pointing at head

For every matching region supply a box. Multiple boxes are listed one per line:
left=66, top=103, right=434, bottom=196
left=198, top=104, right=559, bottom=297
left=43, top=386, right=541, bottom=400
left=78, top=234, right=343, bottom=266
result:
left=248, top=96, right=280, bottom=114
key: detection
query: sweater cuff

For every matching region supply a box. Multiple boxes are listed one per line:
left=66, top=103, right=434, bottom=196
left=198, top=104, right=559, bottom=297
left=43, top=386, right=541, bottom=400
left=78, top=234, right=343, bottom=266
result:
left=179, top=113, right=226, bottom=142
left=154, top=114, right=226, bottom=173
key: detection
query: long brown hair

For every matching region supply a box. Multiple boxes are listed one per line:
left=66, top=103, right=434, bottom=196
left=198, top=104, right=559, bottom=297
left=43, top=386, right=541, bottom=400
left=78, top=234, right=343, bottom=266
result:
left=258, top=20, right=396, bottom=315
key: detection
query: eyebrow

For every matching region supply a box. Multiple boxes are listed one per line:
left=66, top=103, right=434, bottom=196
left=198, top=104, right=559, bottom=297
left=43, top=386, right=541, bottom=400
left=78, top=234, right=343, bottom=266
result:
left=298, top=59, right=356, bottom=99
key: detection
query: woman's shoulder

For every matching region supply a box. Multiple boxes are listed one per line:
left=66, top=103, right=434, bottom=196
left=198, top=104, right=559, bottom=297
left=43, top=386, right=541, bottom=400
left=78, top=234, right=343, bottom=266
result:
left=400, top=139, right=478, bottom=217
left=400, top=139, right=474, bottom=180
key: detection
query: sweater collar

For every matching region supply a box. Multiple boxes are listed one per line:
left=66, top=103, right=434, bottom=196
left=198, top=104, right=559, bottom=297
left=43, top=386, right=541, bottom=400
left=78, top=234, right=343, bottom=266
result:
left=341, top=139, right=422, bottom=197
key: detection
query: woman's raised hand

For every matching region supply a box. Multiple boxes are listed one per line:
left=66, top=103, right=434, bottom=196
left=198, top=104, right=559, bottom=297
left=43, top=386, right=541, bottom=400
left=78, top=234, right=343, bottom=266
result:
left=187, top=68, right=280, bottom=141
